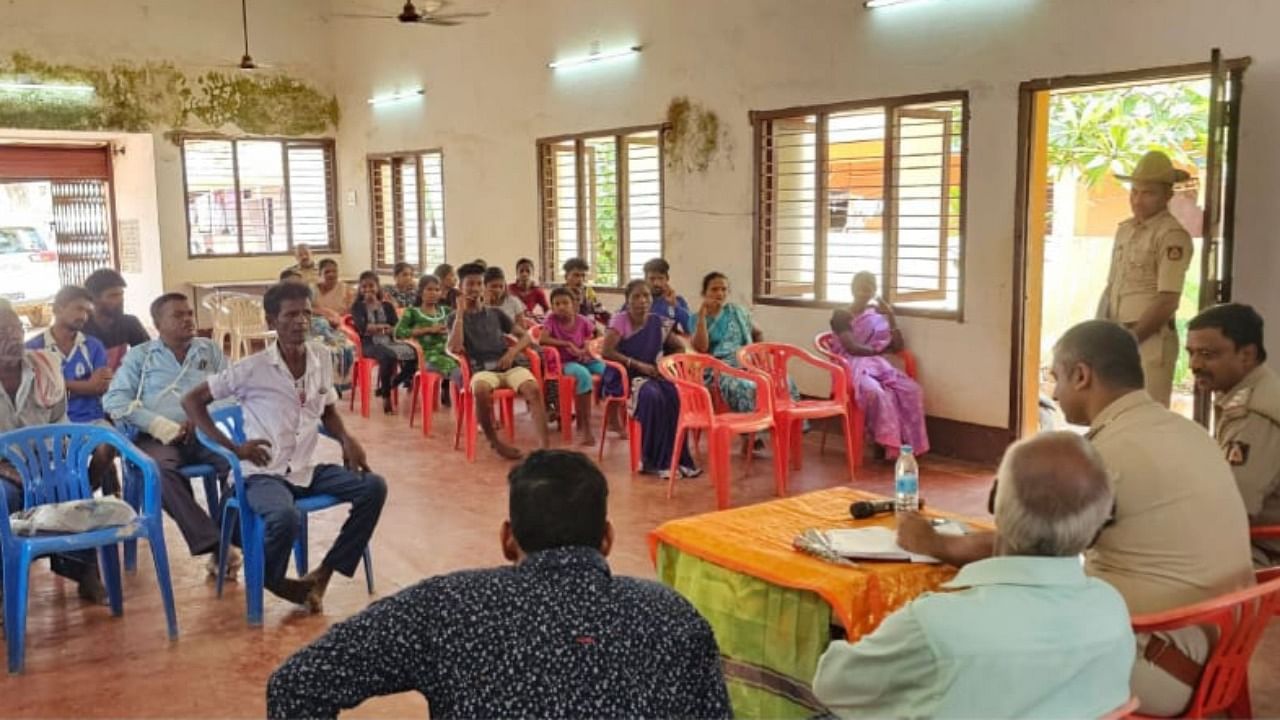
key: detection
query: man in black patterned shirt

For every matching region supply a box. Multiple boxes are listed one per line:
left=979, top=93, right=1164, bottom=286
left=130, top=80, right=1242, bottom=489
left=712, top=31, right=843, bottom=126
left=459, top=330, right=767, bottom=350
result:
left=267, top=450, right=732, bottom=719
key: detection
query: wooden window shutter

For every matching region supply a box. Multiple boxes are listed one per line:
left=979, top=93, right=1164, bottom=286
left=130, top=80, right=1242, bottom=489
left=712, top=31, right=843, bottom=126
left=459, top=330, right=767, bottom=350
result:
left=623, top=130, right=662, bottom=283
left=539, top=141, right=579, bottom=283
left=887, top=102, right=963, bottom=304
left=420, top=151, right=446, bottom=270
left=285, top=142, right=338, bottom=251
left=757, top=115, right=818, bottom=299
left=369, top=158, right=395, bottom=271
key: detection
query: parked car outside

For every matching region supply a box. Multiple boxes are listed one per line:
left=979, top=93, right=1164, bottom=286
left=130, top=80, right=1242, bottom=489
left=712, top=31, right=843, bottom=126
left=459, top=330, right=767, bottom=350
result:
left=0, top=226, right=60, bottom=303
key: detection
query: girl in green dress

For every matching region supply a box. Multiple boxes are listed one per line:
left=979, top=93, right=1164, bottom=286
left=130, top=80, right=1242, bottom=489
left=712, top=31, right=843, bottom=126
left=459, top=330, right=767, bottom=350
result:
left=395, top=274, right=459, bottom=405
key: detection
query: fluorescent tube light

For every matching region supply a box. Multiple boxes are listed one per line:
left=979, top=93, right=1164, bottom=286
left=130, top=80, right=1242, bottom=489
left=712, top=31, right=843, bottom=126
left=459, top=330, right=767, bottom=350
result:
left=864, top=0, right=927, bottom=7
left=0, top=82, right=95, bottom=95
left=367, top=89, right=424, bottom=106
left=548, top=45, right=642, bottom=70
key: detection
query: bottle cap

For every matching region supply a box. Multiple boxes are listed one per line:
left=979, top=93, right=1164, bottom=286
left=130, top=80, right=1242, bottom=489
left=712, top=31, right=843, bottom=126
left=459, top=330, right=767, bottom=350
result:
left=901, top=445, right=913, bottom=454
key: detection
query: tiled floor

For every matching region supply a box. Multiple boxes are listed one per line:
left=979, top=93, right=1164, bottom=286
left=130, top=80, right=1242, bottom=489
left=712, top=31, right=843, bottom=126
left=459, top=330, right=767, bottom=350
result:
left=3, top=401, right=1277, bottom=717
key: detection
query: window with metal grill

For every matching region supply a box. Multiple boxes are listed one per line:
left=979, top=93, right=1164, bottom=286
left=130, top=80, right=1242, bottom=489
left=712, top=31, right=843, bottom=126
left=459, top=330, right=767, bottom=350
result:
left=368, top=150, right=447, bottom=273
left=538, top=127, right=663, bottom=286
left=753, top=93, right=967, bottom=318
left=181, top=137, right=339, bottom=257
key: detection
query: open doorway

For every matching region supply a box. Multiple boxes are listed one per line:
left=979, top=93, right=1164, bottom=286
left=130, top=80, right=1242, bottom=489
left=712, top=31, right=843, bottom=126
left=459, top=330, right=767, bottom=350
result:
left=0, top=144, right=116, bottom=313
left=1011, top=55, right=1246, bottom=436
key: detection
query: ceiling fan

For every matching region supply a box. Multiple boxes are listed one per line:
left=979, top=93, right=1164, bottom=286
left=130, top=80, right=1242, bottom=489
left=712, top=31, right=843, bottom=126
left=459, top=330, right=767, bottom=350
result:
left=335, top=1, right=490, bottom=27
left=229, top=0, right=268, bottom=71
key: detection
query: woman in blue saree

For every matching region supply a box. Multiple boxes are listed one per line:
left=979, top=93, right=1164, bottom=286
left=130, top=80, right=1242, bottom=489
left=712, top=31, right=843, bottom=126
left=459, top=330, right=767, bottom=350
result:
left=601, top=279, right=698, bottom=478
left=691, top=272, right=802, bottom=450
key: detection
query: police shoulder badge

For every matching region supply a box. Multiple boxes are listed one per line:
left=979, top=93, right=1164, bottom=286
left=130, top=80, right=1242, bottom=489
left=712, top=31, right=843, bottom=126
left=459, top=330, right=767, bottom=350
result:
left=1166, top=246, right=1184, bottom=262
left=1226, top=440, right=1250, bottom=466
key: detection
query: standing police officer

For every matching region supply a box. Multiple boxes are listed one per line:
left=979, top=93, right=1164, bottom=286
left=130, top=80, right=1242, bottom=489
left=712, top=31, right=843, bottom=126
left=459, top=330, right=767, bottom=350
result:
left=1098, top=150, right=1194, bottom=407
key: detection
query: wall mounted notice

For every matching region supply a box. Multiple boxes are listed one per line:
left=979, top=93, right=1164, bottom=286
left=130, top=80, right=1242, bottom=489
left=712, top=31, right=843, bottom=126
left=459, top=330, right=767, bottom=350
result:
left=118, top=219, right=141, bottom=273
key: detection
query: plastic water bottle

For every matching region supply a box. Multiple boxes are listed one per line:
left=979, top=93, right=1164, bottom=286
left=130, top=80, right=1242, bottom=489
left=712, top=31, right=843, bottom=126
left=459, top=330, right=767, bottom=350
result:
left=895, top=445, right=919, bottom=514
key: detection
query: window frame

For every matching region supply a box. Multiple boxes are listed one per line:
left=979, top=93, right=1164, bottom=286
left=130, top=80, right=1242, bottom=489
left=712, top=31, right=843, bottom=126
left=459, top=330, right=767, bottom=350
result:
left=536, top=123, right=666, bottom=288
left=750, top=90, right=969, bottom=320
left=366, top=147, right=448, bottom=273
left=180, top=135, right=341, bottom=259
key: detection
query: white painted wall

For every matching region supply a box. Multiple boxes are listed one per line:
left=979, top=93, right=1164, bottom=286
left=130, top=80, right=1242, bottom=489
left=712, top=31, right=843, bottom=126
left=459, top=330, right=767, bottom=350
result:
left=326, top=0, right=1280, bottom=429
left=5, top=0, right=1280, bottom=429
left=0, top=0, right=338, bottom=291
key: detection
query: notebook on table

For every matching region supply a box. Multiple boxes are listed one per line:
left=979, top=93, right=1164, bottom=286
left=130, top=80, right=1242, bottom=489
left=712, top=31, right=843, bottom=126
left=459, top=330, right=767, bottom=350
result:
left=820, top=522, right=966, bottom=564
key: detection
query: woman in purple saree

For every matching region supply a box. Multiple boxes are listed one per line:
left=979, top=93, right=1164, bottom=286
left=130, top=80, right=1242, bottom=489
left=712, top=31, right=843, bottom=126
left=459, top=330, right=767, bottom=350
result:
left=829, top=272, right=929, bottom=458
left=601, top=280, right=698, bottom=478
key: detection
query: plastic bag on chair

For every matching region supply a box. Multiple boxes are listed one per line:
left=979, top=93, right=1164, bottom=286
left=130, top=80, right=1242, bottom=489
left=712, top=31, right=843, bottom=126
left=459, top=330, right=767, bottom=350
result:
left=9, top=497, right=137, bottom=536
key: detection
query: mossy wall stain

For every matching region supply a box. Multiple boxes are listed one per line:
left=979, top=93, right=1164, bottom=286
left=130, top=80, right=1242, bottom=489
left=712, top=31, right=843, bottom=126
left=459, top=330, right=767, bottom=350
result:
left=0, top=52, right=338, bottom=138
left=663, top=96, right=726, bottom=174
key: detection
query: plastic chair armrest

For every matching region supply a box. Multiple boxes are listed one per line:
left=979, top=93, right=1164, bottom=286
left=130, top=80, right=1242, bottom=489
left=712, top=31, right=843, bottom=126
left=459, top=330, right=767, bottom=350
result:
left=795, top=351, right=849, bottom=403
left=337, top=323, right=361, bottom=349
left=1130, top=576, right=1280, bottom=634
left=666, top=374, right=716, bottom=411
left=195, top=429, right=244, bottom=485
left=106, top=432, right=165, bottom=516
left=0, top=476, right=12, bottom=541
left=446, top=349, right=472, bottom=386
left=599, top=358, right=630, bottom=398
left=715, top=364, right=776, bottom=412
left=542, top=347, right=563, bottom=376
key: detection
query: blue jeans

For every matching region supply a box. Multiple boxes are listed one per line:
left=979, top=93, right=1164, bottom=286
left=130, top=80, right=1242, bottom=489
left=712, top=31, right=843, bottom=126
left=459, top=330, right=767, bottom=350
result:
left=243, top=465, right=387, bottom=591
left=563, top=359, right=605, bottom=395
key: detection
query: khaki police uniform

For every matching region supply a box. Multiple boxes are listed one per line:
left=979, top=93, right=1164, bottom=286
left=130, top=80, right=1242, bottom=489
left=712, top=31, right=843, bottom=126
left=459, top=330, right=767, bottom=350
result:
left=1215, top=365, right=1280, bottom=567
left=1085, top=391, right=1253, bottom=716
left=1098, top=210, right=1194, bottom=407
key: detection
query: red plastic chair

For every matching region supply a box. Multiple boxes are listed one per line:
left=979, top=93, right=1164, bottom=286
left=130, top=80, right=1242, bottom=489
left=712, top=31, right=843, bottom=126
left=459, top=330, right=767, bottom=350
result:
left=338, top=315, right=390, bottom=419
left=538, top=340, right=579, bottom=443
left=404, top=340, right=443, bottom=437
left=594, top=337, right=641, bottom=473
left=1099, top=697, right=1139, bottom=720
left=1128, top=571, right=1280, bottom=719
left=814, top=331, right=919, bottom=469
left=1250, top=526, right=1280, bottom=605
left=658, top=353, right=784, bottom=509
left=449, top=337, right=542, bottom=463
left=738, top=342, right=857, bottom=485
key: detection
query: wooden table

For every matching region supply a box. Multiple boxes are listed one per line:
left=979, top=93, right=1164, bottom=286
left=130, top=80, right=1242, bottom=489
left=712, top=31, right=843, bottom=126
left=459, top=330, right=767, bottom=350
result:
left=648, top=487, right=989, bottom=719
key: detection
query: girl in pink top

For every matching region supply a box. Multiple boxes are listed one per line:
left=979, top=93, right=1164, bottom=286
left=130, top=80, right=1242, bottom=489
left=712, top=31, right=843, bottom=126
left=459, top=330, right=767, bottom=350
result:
left=540, top=287, right=605, bottom=445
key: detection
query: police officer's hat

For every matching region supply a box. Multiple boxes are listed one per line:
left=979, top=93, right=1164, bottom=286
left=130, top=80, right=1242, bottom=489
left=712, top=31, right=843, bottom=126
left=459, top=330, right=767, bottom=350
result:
left=1115, top=150, right=1192, bottom=185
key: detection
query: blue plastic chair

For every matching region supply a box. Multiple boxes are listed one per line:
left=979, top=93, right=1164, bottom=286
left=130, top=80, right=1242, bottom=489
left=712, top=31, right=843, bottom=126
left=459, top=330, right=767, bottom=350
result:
left=0, top=424, right=178, bottom=673
left=119, top=424, right=223, bottom=573
left=196, top=405, right=374, bottom=626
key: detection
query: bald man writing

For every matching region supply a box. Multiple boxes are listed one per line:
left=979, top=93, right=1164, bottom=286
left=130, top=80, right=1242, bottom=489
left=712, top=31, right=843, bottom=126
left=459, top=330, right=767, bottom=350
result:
left=815, top=432, right=1134, bottom=718
left=898, top=320, right=1252, bottom=716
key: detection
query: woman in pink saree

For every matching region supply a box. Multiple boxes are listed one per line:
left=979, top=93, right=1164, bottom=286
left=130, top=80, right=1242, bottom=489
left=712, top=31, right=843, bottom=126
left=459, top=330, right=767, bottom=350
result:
left=828, top=272, right=929, bottom=458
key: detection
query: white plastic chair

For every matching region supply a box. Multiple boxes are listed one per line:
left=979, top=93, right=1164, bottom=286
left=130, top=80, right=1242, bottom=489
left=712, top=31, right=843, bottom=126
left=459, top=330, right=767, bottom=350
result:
left=203, top=291, right=247, bottom=357
left=223, top=295, right=276, bottom=360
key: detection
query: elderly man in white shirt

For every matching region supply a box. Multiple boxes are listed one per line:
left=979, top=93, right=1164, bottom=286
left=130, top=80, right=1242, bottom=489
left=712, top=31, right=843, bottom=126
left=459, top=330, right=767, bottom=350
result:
left=183, top=282, right=386, bottom=610
left=813, top=432, right=1135, bottom=719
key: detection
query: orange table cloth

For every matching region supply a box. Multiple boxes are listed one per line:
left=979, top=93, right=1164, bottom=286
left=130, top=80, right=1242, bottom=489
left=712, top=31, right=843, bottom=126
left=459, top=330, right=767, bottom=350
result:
left=648, top=486, right=990, bottom=640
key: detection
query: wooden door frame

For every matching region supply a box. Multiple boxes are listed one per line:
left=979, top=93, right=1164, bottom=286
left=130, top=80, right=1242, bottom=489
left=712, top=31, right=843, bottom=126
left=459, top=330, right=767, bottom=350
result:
left=1008, top=58, right=1250, bottom=438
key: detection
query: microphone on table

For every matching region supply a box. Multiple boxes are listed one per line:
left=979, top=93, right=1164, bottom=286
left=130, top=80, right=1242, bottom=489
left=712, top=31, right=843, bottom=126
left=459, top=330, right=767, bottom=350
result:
left=850, top=500, right=895, bottom=519
left=850, top=497, right=928, bottom=520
